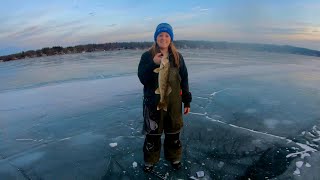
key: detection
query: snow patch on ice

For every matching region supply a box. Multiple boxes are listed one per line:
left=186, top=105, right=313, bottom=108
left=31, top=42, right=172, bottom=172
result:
left=305, top=163, right=311, bottom=167
left=196, top=171, right=205, bottom=178
left=296, top=143, right=317, bottom=152
left=312, top=125, right=320, bottom=135
left=306, top=141, right=318, bottom=148
left=313, top=137, right=320, bottom=142
left=109, top=142, right=117, bottom=147
left=132, top=161, right=137, bottom=168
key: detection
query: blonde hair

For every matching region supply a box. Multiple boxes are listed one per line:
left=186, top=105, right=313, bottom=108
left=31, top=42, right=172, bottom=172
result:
left=150, top=42, right=180, bottom=68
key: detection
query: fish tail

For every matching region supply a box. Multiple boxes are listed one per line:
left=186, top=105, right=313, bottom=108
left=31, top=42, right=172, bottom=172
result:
left=157, top=102, right=168, bottom=111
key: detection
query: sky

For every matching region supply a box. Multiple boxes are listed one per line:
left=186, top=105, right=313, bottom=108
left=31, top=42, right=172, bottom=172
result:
left=0, top=0, right=319, bottom=55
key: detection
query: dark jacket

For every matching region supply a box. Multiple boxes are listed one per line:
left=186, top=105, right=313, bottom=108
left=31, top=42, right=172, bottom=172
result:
left=138, top=50, right=192, bottom=107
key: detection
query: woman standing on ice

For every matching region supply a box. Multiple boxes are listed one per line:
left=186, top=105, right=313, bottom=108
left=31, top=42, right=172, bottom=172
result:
left=137, top=23, right=192, bottom=172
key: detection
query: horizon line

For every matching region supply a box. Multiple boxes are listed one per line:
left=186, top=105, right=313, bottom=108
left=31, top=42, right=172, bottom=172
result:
left=1, top=39, right=320, bottom=57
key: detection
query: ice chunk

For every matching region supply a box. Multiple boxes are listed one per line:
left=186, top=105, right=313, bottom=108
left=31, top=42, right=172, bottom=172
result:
left=132, top=162, right=137, bottom=168
left=218, top=161, right=225, bottom=168
left=305, top=163, right=311, bottom=167
left=109, top=142, right=117, bottom=147
left=196, top=171, right=205, bottom=178
left=296, top=143, right=317, bottom=152
left=301, top=153, right=310, bottom=159
left=296, top=161, right=303, bottom=168
left=293, top=168, right=300, bottom=175
left=165, top=172, right=169, bottom=177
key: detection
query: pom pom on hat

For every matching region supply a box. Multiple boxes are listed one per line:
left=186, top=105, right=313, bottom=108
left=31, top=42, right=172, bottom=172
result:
left=154, top=23, right=174, bottom=41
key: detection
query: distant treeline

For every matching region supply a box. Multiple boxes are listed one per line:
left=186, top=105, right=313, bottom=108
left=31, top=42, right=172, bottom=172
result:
left=1, top=40, right=320, bottom=62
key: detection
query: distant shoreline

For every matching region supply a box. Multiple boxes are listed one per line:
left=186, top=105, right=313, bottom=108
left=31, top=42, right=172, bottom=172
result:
left=1, top=40, right=320, bottom=62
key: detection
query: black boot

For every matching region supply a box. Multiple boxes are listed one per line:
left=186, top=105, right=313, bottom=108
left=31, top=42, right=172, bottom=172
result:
left=171, top=161, right=182, bottom=170
left=143, top=164, right=154, bottom=172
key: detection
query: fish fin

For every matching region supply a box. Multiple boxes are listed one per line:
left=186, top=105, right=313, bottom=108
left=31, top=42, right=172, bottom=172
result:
left=166, top=86, right=172, bottom=96
left=157, top=102, right=167, bottom=111
left=155, top=88, right=160, bottom=94
left=153, top=68, right=160, bottom=73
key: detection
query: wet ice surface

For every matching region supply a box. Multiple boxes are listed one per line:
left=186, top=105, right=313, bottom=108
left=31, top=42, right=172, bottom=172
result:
left=0, top=49, right=320, bottom=179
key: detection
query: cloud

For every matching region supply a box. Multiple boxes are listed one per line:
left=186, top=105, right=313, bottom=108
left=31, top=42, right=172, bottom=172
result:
left=297, top=2, right=320, bottom=10
left=166, top=13, right=198, bottom=22
left=173, top=23, right=228, bottom=40
left=1, top=1, right=319, bottom=52
left=170, top=20, right=320, bottom=50
left=6, top=26, right=45, bottom=39
left=200, top=8, right=209, bottom=12
left=3, top=19, right=87, bottom=40
left=0, top=5, right=79, bottom=41
left=53, top=19, right=87, bottom=29
left=107, top=24, right=117, bottom=27
left=191, top=6, right=210, bottom=13
left=261, top=25, right=320, bottom=42
left=144, top=17, right=153, bottom=21
left=191, top=6, right=201, bottom=10
left=281, top=32, right=320, bottom=42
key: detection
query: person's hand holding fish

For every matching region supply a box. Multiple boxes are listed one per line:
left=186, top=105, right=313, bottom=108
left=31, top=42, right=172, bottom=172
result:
left=153, top=53, right=163, bottom=65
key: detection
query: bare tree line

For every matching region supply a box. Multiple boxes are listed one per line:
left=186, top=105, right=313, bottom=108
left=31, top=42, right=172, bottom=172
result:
left=1, top=40, right=320, bottom=62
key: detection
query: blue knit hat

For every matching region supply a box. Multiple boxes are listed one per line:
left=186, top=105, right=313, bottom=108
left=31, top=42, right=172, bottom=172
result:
left=154, top=23, right=174, bottom=41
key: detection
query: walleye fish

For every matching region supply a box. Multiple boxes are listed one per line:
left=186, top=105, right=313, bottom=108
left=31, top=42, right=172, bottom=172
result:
left=153, top=56, right=172, bottom=111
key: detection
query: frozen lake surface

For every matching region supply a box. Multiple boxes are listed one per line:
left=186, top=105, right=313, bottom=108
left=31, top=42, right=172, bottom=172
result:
left=0, top=49, right=320, bottom=179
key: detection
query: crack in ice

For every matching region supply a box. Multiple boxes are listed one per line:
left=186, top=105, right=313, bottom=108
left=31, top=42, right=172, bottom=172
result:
left=189, top=89, right=319, bottom=157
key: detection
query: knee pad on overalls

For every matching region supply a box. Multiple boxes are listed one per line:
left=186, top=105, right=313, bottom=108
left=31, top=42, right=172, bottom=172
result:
left=145, top=142, right=157, bottom=152
left=144, top=135, right=161, bottom=152
left=164, top=135, right=182, bottom=149
left=172, top=140, right=182, bottom=149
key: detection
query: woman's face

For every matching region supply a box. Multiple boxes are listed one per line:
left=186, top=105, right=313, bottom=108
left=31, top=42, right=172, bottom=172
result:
left=156, top=32, right=171, bottom=49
